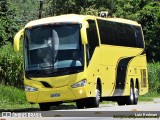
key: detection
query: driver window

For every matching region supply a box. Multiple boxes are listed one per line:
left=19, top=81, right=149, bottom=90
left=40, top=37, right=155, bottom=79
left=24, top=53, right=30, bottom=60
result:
left=86, top=20, right=99, bottom=62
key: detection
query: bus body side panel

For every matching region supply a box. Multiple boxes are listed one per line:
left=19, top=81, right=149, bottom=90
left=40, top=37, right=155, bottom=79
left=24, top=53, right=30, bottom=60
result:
left=85, top=47, right=102, bottom=97
left=123, top=54, right=148, bottom=96
left=99, top=45, right=147, bottom=97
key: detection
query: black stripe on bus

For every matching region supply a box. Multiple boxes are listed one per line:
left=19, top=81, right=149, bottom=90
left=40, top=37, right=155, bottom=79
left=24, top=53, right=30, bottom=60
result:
left=140, top=50, right=146, bottom=55
left=113, top=57, right=134, bottom=96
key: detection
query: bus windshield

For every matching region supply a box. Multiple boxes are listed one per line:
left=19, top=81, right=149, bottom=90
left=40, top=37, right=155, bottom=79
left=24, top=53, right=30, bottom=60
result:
left=24, top=24, right=84, bottom=77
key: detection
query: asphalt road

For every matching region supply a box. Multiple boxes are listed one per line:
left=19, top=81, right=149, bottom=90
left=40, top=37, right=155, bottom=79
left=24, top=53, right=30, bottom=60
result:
left=1, top=101, right=160, bottom=120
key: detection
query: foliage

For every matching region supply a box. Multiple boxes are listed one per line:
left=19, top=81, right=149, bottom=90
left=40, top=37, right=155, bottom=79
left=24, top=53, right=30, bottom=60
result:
left=44, top=0, right=113, bottom=16
left=0, top=84, right=26, bottom=105
left=148, top=62, right=160, bottom=93
left=9, top=0, right=39, bottom=24
left=0, top=84, right=39, bottom=110
left=138, top=2, right=160, bottom=62
left=0, top=42, right=23, bottom=88
left=139, top=62, right=160, bottom=101
left=0, top=0, right=18, bottom=45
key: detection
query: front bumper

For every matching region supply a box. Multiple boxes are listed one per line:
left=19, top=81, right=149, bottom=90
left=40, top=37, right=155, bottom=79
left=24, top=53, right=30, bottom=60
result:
left=25, top=84, right=88, bottom=103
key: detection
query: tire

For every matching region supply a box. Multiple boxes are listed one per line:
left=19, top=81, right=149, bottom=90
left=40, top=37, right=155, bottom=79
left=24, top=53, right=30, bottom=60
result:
left=85, top=85, right=100, bottom=108
left=76, top=100, right=85, bottom=109
left=126, top=82, right=134, bottom=105
left=133, top=86, right=139, bottom=105
left=39, top=103, right=50, bottom=111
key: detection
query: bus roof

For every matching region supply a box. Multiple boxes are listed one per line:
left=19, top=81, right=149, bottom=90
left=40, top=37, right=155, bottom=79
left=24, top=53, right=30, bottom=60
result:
left=25, top=14, right=88, bottom=28
left=103, top=17, right=140, bottom=26
left=25, top=14, right=140, bottom=28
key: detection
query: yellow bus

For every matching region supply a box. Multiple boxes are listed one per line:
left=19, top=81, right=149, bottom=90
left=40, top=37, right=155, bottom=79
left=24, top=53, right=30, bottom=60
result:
left=14, top=14, right=148, bottom=111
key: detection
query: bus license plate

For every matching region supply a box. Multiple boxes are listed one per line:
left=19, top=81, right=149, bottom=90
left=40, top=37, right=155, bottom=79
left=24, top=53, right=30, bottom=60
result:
left=50, top=93, right=60, bottom=98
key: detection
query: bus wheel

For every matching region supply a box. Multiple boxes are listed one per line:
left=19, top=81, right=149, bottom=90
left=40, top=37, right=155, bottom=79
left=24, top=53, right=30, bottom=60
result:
left=39, top=103, right=50, bottom=111
left=134, top=86, right=139, bottom=105
left=126, top=82, right=134, bottom=105
left=76, top=100, right=85, bottom=109
left=85, top=85, right=100, bottom=108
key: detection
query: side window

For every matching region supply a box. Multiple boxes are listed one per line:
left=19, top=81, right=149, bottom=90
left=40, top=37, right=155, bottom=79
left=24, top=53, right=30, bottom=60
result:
left=86, top=20, right=99, bottom=59
left=117, top=23, right=127, bottom=46
left=134, top=26, right=144, bottom=48
left=116, top=23, right=137, bottom=47
left=125, top=24, right=137, bottom=47
left=108, top=22, right=119, bottom=45
left=97, top=19, right=142, bottom=48
left=97, top=19, right=119, bottom=46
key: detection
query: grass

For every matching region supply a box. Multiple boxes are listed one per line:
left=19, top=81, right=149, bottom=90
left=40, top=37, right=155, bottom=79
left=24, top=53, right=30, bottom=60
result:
left=0, top=84, right=39, bottom=110
left=139, top=92, right=160, bottom=102
left=0, top=84, right=26, bottom=104
left=139, top=96, right=153, bottom=102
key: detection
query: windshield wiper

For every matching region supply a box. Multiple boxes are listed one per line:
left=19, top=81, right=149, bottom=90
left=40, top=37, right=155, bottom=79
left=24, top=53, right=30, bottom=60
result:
left=49, top=68, right=80, bottom=75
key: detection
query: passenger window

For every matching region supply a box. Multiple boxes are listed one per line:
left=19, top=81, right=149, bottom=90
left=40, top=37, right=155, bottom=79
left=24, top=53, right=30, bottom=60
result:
left=97, top=19, right=119, bottom=46
left=97, top=19, right=143, bottom=48
left=134, top=26, right=144, bottom=48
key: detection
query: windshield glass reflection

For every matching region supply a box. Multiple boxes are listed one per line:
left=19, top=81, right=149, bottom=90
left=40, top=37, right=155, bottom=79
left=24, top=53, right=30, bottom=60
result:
left=24, top=24, right=84, bottom=77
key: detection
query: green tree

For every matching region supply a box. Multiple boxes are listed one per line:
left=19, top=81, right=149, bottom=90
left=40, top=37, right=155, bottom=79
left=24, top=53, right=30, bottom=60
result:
left=137, top=2, right=160, bottom=61
left=10, top=0, right=39, bottom=24
left=0, top=0, right=18, bottom=45
left=44, top=0, right=80, bottom=16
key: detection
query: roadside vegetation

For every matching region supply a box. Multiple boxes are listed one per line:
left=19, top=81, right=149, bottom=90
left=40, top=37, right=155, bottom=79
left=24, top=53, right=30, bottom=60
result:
left=0, top=0, right=160, bottom=109
left=0, top=43, right=23, bottom=88
left=139, top=62, right=160, bottom=101
left=0, top=84, right=39, bottom=110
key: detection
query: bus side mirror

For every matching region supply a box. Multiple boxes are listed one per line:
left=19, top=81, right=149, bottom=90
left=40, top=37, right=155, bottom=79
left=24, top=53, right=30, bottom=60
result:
left=81, top=21, right=89, bottom=44
left=14, top=29, right=24, bottom=52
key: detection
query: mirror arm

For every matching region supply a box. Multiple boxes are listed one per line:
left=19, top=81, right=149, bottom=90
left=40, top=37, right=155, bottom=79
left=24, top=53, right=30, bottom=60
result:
left=14, top=28, right=24, bottom=52
left=81, top=21, right=89, bottom=45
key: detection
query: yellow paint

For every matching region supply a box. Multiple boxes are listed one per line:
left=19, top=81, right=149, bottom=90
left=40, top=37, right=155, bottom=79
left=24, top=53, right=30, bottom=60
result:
left=14, top=28, right=24, bottom=51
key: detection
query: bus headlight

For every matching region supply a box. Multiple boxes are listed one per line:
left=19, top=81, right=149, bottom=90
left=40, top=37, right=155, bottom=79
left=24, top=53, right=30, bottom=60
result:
left=71, top=79, right=87, bottom=88
left=25, top=85, right=38, bottom=92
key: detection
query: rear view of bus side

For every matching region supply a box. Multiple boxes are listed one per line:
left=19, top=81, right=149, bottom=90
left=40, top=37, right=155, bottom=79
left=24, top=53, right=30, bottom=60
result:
left=14, top=14, right=148, bottom=110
